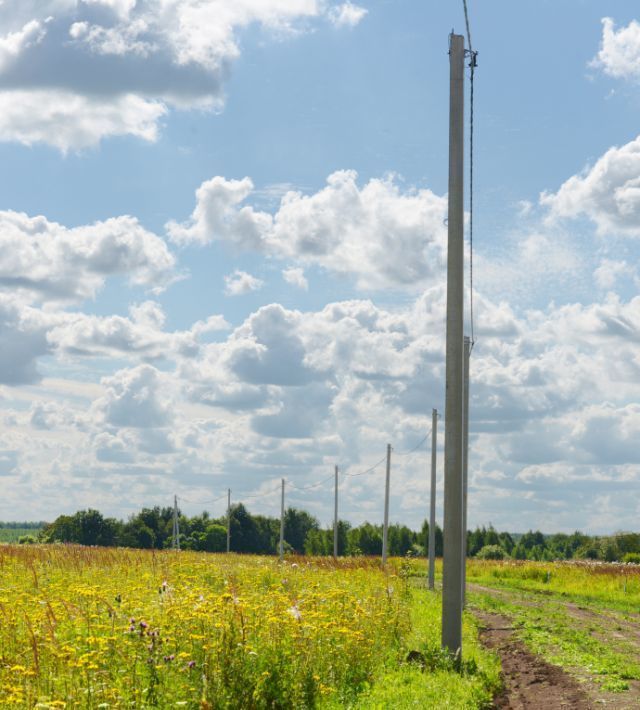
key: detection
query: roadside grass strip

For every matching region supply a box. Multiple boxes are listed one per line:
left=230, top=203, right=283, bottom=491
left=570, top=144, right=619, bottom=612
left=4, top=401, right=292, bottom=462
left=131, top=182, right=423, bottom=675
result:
left=355, top=585, right=501, bottom=709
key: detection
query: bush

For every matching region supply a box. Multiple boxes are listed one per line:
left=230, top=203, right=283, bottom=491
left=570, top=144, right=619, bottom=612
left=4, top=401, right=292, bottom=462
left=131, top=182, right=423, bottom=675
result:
left=622, top=552, right=640, bottom=564
left=476, top=544, right=506, bottom=560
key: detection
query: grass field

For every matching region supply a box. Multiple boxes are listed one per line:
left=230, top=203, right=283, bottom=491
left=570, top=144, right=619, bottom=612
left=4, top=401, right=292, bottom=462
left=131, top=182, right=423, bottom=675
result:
left=0, top=546, right=499, bottom=708
left=0, top=528, right=43, bottom=543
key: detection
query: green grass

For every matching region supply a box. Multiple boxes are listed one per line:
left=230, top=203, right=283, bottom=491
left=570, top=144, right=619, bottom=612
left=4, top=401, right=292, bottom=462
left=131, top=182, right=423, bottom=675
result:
left=354, top=581, right=501, bottom=709
left=0, top=527, right=41, bottom=543
left=467, top=559, right=640, bottom=614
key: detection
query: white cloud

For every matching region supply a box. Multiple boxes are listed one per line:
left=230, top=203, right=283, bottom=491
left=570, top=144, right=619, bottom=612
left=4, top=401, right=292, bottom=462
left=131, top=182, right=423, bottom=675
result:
left=0, top=296, right=50, bottom=385
left=282, top=267, right=308, bottom=290
left=224, top=270, right=264, bottom=296
left=169, top=170, right=448, bottom=290
left=0, top=19, right=47, bottom=71
left=95, top=364, right=175, bottom=428
left=593, top=258, right=637, bottom=289
left=327, top=2, right=368, bottom=28
left=4, top=281, right=640, bottom=530
left=591, top=17, right=640, bottom=81
left=0, top=90, right=166, bottom=151
left=0, top=0, right=361, bottom=149
left=47, top=302, right=229, bottom=360
left=541, top=136, right=640, bottom=236
left=0, top=210, right=176, bottom=302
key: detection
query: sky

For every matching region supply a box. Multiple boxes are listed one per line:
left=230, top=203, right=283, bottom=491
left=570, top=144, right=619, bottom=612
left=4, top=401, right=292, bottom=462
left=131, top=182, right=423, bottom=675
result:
left=1, top=0, right=640, bottom=534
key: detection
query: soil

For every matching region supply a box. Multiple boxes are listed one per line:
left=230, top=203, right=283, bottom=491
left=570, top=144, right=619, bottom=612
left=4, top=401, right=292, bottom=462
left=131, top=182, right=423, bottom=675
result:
left=477, top=610, right=593, bottom=709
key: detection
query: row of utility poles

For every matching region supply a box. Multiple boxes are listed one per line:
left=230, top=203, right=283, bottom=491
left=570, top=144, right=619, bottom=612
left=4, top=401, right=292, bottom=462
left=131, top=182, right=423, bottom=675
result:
left=171, top=427, right=448, bottom=567
left=170, top=29, right=474, bottom=663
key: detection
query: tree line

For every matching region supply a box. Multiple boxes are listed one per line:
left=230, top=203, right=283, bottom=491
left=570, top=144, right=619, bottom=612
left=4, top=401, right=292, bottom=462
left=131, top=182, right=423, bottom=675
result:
left=14, top=508, right=640, bottom=563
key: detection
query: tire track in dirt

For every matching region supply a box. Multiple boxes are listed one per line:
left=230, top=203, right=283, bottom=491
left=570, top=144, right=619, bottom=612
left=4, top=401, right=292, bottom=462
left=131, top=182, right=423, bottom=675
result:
left=476, top=610, right=592, bottom=709
left=471, top=584, right=640, bottom=709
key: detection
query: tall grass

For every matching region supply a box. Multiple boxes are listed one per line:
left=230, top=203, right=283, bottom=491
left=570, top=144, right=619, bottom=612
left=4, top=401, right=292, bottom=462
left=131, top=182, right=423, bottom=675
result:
left=0, top=546, right=498, bottom=708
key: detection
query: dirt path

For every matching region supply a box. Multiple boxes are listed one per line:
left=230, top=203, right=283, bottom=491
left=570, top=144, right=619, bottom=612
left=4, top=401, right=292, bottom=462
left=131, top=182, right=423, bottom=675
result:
left=477, top=610, right=593, bottom=709
left=471, top=584, right=640, bottom=709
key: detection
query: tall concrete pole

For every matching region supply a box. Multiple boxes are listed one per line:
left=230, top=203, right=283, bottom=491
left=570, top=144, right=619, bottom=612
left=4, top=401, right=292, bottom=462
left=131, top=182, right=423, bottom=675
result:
left=462, top=336, right=470, bottom=607
left=173, top=495, right=180, bottom=551
left=333, top=465, right=339, bottom=558
left=428, top=408, right=438, bottom=590
left=382, top=443, right=391, bottom=565
left=441, top=32, right=465, bottom=658
left=279, top=478, right=285, bottom=562
left=226, top=488, right=231, bottom=553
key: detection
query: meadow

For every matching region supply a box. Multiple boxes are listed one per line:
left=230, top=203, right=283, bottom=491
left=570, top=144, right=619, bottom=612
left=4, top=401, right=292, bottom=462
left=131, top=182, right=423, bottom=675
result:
left=0, top=545, right=499, bottom=709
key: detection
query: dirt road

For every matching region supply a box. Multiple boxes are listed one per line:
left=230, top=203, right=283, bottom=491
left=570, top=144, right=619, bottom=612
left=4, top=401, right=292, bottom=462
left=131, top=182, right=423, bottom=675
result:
left=471, top=585, right=640, bottom=709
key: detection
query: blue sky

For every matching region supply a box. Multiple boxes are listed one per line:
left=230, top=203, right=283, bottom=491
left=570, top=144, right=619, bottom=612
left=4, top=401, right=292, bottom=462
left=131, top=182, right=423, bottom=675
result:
left=1, top=0, right=639, bottom=534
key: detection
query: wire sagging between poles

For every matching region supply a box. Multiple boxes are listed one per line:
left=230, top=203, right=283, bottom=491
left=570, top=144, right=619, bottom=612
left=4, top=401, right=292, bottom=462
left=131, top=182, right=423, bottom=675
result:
left=463, top=0, right=478, bottom=351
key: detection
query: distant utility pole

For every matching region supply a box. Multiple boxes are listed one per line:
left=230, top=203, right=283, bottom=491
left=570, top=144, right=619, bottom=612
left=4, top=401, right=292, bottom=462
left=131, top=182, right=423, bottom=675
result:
left=441, top=32, right=465, bottom=658
left=279, top=478, right=285, bottom=562
left=462, top=336, right=470, bottom=607
left=226, top=488, right=231, bottom=554
left=172, top=495, right=180, bottom=551
left=333, top=465, right=339, bottom=559
left=428, top=408, right=438, bottom=590
left=382, top=444, right=391, bottom=566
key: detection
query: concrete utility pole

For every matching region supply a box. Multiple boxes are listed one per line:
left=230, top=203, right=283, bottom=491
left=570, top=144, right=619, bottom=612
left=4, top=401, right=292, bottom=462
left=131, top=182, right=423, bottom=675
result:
left=441, top=32, right=465, bottom=658
left=279, top=478, right=285, bottom=562
left=428, top=408, right=438, bottom=590
left=382, top=443, right=391, bottom=565
left=226, top=488, right=231, bottom=554
left=173, top=495, right=180, bottom=551
left=462, top=336, right=470, bottom=607
left=462, top=335, right=471, bottom=607
left=333, top=465, right=339, bottom=558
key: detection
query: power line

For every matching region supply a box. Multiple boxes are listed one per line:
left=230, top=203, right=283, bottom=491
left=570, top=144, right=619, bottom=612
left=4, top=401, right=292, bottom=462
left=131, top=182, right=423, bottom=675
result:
left=462, top=0, right=473, bottom=53
left=463, top=0, right=478, bottom=350
left=394, top=429, right=432, bottom=456
left=177, top=493, right=228, bottom=506
left=342, top=454, right=388, bottom=478
left=238, top=484, right=282, bottom=500
left=287, top=473, right=335, bottom=491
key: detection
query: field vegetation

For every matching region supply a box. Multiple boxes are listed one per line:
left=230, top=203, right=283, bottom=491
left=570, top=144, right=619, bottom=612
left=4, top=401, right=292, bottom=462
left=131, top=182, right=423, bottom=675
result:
left=466, top=559, right=640, bottom=697
left=0, top=545, right=499, bottom=708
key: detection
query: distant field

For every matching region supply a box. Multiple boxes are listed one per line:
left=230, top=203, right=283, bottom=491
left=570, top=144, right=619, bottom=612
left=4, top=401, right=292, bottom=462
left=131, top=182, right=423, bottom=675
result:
left=0, top=527, right=42, bottom=542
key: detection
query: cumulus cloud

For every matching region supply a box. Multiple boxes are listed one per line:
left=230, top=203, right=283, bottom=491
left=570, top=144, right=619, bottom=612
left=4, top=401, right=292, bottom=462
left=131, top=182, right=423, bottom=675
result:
left=0, top=296, right=50, bottom=385
left=541, top=136, right=640, bottom=236
left=47, top=301, right=229, bottom=360
left=0, top=210, right=176, bottom=303
left=0, top=90, right=166, bottom=151
left=0, top=0, right=363, bottom=149
left=5, top=280, right=640, bottom=530
left=223, top=270, right=264, bottom=296
left=327, top=2, right=368, bottom=28
left=282, top=267, right=308, bottom=290
left=95, top=364, right=175, bottom=428
left=594, top=258, right=637, bottom=289
left=591, top=17, right=640, bottom=81
left=168, top=170, right=448, bottom=290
